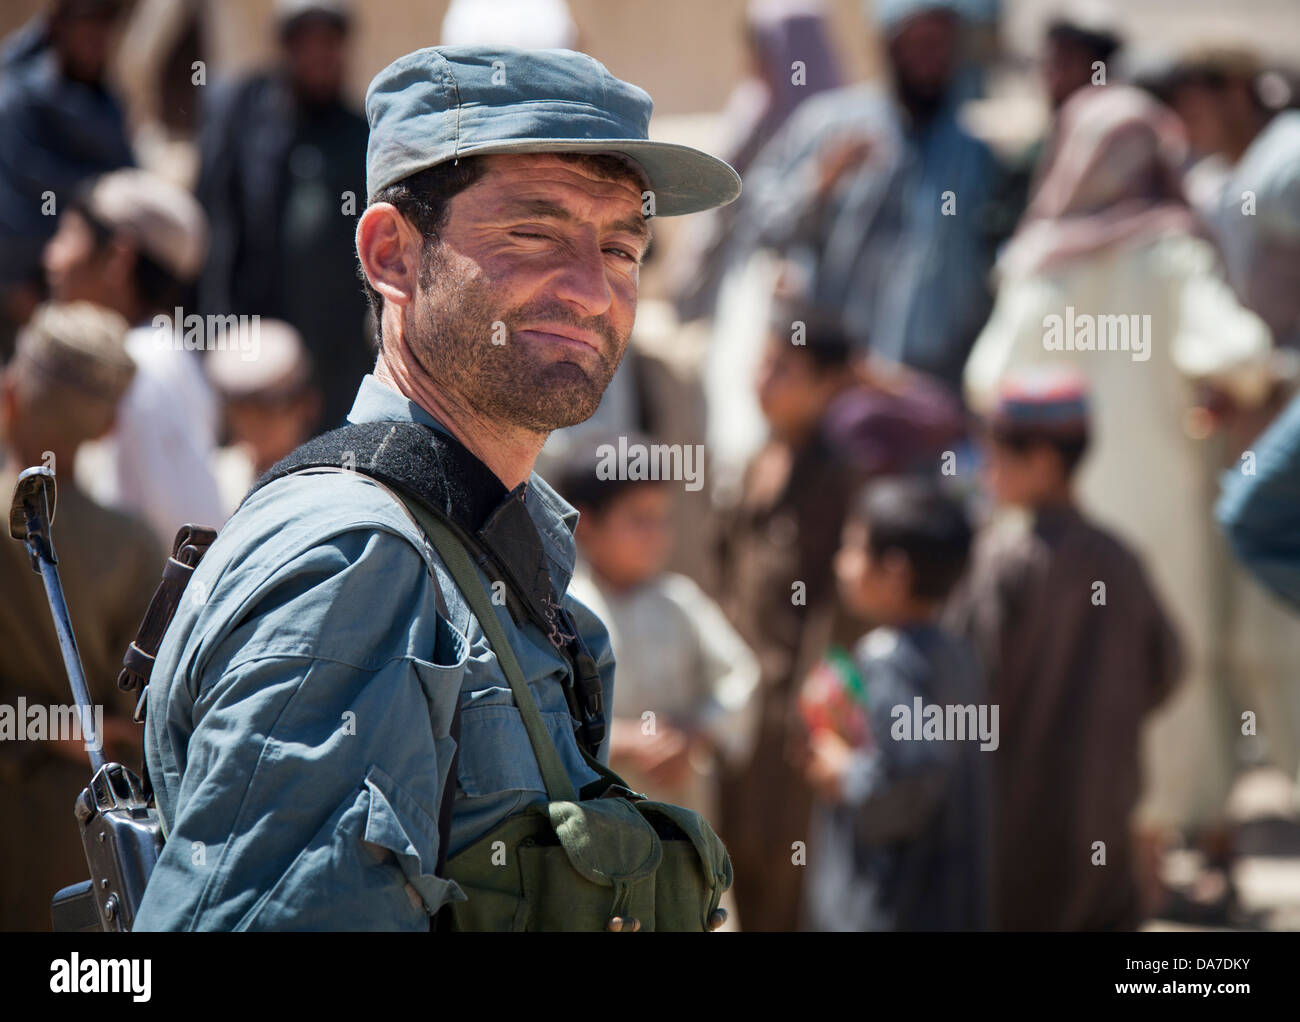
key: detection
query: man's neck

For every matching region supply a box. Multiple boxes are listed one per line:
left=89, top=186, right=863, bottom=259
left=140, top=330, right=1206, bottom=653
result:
left=373, top=350, right=545, bottom=490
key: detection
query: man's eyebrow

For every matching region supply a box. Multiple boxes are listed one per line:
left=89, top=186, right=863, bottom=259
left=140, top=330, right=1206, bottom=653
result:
left=608, top=214, right=651, bottom=242
left=500, top=198, right=650, bottom=242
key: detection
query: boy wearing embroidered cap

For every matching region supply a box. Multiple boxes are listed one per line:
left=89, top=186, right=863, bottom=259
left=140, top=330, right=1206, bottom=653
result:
left=135, top=46, right=740, bottom=931
left=946, top=369, right=1184, bottom=930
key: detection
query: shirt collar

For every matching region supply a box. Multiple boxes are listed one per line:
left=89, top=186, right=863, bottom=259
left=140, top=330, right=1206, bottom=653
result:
left=345, top=374, right=579, bottom=586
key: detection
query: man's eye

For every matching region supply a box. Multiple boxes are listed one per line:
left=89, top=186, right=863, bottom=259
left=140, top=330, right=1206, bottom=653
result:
left=605, top=247, right=638, bottom=263
left=510, top=231, right=546, bottom=240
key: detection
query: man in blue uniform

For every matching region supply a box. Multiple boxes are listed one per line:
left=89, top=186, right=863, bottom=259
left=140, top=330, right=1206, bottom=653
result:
left=134, top=45, right=739, bottom=930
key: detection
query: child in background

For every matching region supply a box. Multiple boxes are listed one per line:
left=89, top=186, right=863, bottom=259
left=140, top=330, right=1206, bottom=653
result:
left=946, top=369, right=1182, bottom=930
left=800, top=477, right=989, bottom=932
left=206, top=319, right=322, bottom=518
left=554, top=434, right=760, bottom=930
left=714, top=306, right=965, bottom=931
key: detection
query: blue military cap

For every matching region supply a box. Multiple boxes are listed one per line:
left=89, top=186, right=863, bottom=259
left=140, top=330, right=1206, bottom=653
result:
left=364, top=45, right=741, bottom=216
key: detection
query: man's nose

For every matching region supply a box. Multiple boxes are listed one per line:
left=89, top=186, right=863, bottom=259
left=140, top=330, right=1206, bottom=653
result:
left=548, top=241, right=615, bottom=318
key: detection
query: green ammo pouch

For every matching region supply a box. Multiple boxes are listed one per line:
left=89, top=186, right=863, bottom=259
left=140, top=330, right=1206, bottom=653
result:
left=404, top=500, right=734, bottom=932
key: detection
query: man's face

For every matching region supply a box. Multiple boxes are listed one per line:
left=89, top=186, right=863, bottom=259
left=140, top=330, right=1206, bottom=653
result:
left=50, top=11, right=120, bottom=85
left=283, top=16, right=349, bottom=104
left=405, top=153, right=648, bottom=435
left=983, top=438, right=1059, bottom=507
left=755, top=335, right=836, bottom=441
left=577, top=484, right=673, bottom=589
left=1044, top=37, right=1100, bottom=111
left=888, top=11, right=959, bottom=114
left=225, top=389, right=321, bottom=474
left=44, top=211, right=113, bottom=306
left=834, top=521, right=909, bottom=623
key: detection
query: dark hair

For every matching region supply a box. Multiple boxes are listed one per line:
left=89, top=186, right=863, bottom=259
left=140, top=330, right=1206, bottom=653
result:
left=991, top=427, right=1090, bottom=479
left=800, top=317, right=856, bottom=372
left=358, top=152, right=647, bottom=345
left=68, top=190, right=190, bottom=313
left=1046, top=21, right=1121, bottom=63
left=850, top=477, right=973, bottom=602
left=358, top=158, right=488, bottom=345
left=767, top=308, right=856, bottom=373
left=279, top=9, right=350, bottom=44
left=1168, top=61, right=1273, bottom=115
left=551, top=430, right=668, bottom=516
left=52, top=0, right=125, bottom=20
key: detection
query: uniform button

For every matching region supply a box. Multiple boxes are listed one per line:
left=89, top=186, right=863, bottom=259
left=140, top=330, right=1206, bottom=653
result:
left=707, top=908, right=727, bottom=931
left=607, top=915, right=641, bottom=932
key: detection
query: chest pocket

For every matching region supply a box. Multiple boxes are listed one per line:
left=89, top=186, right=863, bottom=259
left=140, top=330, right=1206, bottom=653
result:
left=454, top=687, right=602, bottom=799
left=456, top=700, right=547, bottom=797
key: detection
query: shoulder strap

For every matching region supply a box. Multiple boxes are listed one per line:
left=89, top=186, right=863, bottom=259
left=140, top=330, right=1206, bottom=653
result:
left=116, top=523, right=220, bottom=805
left=398, top=494, right=578, bottom=804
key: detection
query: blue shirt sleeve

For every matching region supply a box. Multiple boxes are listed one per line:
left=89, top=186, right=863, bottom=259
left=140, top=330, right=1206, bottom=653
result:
left=135, top=527, right=467, bottom=931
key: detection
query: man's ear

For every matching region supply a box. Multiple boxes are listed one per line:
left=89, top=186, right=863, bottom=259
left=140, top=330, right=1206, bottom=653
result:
left=356, top=203, right=423, bottom=310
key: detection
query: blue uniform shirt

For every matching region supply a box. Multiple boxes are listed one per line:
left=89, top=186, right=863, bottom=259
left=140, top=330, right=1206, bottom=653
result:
left=135, top=375, right=615, bottom=930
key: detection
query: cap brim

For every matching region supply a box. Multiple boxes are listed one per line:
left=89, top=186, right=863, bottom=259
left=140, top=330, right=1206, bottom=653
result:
left=450, top=138, right=741, bottom=216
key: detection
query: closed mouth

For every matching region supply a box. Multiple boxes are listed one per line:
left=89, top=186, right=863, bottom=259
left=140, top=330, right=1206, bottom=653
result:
left=515, top=327, right=600, bottom=353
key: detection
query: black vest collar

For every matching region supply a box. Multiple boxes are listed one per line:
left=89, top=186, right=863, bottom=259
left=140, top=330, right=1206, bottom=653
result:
left=246, top=418, right=605, bottom=757
left=245, top=420, right=556, bottom=635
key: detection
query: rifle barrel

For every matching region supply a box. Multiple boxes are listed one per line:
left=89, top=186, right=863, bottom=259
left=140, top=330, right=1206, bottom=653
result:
left=27, top=520, right=106, bottom=774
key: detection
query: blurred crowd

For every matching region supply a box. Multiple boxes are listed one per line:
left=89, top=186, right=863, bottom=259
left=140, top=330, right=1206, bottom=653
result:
left=3, top=0, right=1300, bottom=931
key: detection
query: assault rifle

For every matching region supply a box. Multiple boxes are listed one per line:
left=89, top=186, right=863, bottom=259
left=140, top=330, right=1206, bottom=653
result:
left=10, top=466, right=167, bottom=931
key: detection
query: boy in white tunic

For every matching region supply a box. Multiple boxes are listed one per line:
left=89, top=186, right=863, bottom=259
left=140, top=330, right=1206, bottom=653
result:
left=557, top=434, right=761, bottom=824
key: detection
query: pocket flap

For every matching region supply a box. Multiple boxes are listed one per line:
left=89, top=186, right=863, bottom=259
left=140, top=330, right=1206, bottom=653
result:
left=544, top=798, right=662, bottom=887
left=637, top=801, right=733, bottom=893
left=364, top=765, right=467, bottom=911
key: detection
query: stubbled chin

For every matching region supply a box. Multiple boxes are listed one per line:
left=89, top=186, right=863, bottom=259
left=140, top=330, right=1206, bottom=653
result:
left=491, top=380, right=606, bottom=433
left=536, top=393, right=605, bottom=430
